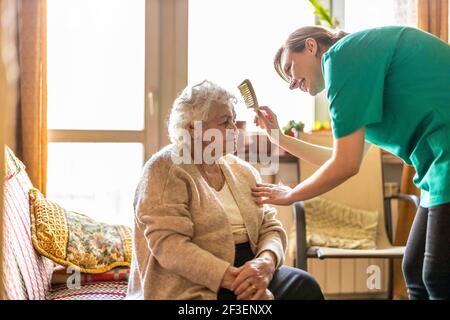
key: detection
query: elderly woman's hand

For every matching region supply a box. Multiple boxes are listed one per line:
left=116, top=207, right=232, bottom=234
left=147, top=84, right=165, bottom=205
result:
left=252, top=182, right=295, bottom=206
left=252, top=288, right=275, bottom=300
left=230, top=251, right=276, bottom=300
left=220, top=266, right=243, bottom=290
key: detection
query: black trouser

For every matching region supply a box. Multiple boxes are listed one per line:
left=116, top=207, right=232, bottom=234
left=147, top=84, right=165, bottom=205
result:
left=217, top=242, right=324, bottom=300
left=402, top=202, right=450, bottom=299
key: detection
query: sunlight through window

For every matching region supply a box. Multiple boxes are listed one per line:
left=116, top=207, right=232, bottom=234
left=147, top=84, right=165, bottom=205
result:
left=188, top=0, right=316, bottom=132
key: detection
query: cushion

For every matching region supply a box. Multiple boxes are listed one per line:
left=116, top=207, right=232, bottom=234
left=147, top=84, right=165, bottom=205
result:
left=2, top=170, right=55, bottom=300
left=51, top=265, right=130, bottom=285
left=29, top=188, right=132, bottom=274
left=303, top=197, right=379, bottom=249
left=4, top=145, right=25, bottom=180
left=46, top=281, right=128, bottom=300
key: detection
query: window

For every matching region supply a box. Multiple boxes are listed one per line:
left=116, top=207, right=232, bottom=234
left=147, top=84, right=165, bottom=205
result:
left=47, top=0, right=145, bottom=131
left=344, top=0, right=417, bottom=32
left=47, top=143, right=143, bottom=226
left=47, top=0, right=148, bottom=226
left=188, top=0, right=316, bottom=132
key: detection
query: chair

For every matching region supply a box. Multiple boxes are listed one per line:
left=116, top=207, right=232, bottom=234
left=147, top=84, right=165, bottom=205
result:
left=293, top=132, right=418, bottom=299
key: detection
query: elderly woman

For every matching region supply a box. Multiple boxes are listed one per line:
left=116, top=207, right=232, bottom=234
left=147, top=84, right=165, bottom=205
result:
left=126, top=80, right=323, bottom=300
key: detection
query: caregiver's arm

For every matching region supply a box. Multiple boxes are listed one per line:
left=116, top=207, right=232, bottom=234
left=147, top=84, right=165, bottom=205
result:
left=289, top=127, right=366, bottom=201
left=280, top=134, right=371, bottom=167
left=253, top=127, right=367, bottom=205
left=255, top=106, right=370, bottom=166
left=278, top=133, right=333, bottom=166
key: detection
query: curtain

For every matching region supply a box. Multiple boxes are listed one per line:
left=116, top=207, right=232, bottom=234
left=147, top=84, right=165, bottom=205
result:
left=394, top=0, right=418, bottom=26
left=418, top=0, right=449, bottom=42
left=393, top=0, right=449, bottom=300
left=17, top=0, right=48, bottom=195
left=1, top=0, right=20, bottom=300
left=1, top=0, right=19, bottom=152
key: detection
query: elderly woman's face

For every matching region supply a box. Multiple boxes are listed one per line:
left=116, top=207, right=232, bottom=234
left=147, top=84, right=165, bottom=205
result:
left=202, top=102, right=238, bottom=157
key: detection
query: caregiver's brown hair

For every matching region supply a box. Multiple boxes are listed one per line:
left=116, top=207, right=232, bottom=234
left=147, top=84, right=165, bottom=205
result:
left=274, top=26, right=349, bottom=82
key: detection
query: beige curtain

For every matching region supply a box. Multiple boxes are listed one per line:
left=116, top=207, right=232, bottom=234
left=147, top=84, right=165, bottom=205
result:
left=393, top=0, right=449, bottom=300
left=17, top=0, right=48, bottom=195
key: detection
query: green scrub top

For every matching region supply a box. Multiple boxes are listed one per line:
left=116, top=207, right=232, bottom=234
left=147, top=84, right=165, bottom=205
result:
left=322, top=26, right=450, bottom=208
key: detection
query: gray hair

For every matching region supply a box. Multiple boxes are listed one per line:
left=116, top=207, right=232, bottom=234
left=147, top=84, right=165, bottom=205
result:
left=167, top=80, right=237, bottom=146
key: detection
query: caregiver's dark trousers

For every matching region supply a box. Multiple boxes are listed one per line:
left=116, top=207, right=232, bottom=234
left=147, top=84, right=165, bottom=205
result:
left=217, top=242, right=324, bottom=300
left=402, top=202, right=450, bottom=299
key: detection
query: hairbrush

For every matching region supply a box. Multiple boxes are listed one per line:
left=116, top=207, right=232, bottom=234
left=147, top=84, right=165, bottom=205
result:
left=238, top=79, right=259, bottom=111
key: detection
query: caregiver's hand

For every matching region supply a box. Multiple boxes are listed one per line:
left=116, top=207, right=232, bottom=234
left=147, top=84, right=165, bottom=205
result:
left=254, top=106, right=282, bottom=143
left=231, top=254, right=276, bottom=300
left=252, top=182, right=294, bottom=206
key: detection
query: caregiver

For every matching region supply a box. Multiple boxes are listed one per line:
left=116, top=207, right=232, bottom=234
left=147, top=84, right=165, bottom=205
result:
left=252, top=25, right=450, bottom=300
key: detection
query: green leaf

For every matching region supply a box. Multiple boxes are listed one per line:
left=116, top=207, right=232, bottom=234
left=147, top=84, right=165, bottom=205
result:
left=308, top=0, right=335, bottom=28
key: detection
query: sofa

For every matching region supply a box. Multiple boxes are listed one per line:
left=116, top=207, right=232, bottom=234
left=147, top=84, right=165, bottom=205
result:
left=2, top=147, right=129, bottom=300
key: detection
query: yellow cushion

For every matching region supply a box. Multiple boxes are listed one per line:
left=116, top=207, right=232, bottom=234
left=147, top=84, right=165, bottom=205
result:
left=29, top=188, right=132, bottom=273
left=304, top=197, right=379, bottom=250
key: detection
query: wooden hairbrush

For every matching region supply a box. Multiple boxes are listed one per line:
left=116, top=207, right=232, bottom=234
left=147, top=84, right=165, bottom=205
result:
left=238, top=79, right=259, bottom=111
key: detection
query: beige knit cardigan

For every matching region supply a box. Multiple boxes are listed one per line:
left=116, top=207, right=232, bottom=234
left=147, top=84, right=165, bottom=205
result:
left=126, top=145, right=287, bottom=300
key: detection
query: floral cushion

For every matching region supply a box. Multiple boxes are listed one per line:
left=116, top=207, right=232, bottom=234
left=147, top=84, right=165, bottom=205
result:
left=29, top=188, right=132, bottom=273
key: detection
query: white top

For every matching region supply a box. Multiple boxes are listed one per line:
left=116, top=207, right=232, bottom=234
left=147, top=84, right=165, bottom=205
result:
left=213, top=182, right=249, bottom=244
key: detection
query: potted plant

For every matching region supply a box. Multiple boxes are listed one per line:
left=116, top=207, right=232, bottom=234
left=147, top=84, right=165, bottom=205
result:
left=283, top=120, right=305, bottom=138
